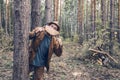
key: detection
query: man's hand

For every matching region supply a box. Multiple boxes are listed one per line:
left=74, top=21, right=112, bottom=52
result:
left=53, top=37, right=62, bottom=48
left=53, top=37, right=63, bottom=57
left=56, top=38, right=62, bottom=46
left=35, top=27, right=44, bottom=33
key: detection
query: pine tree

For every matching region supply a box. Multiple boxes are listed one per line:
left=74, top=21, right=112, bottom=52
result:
left=13, top=0, right=31, bottom=79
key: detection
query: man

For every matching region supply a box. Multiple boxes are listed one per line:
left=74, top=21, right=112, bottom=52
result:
left=29, top=21, right=63, bottom=80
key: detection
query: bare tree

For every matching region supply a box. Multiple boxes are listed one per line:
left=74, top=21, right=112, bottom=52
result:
left=13, top=0, right=31, bottom=80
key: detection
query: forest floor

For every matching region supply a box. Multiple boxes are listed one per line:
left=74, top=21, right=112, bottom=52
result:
left=0, top=42, right=120, bottom=80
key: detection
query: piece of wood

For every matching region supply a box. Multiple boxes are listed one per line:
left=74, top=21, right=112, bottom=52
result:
left=45, top=26, right=59, bottom=36
left=89, top=48, right=118, bottom=63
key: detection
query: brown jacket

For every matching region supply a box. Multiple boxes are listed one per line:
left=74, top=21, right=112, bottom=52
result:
left=29, top=27, right=63, bottom=71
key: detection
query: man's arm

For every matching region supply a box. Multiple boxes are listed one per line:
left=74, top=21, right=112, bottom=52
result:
left=53, top=37, right=63, bottom=57
left=29, top=27, right=44, bottom=39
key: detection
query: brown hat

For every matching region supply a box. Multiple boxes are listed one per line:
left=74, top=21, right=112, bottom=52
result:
left=47, top=21, right=60, bottom=31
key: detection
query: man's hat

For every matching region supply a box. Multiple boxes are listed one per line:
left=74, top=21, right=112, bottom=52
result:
left=47, top=21, right=60, bottom=31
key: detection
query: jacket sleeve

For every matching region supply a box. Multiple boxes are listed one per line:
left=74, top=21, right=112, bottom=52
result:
left=29, top=27, right=44, bottom=39
left=29, top=29, right=36, bottom=39
left=53, top=37, right=63, bottom=57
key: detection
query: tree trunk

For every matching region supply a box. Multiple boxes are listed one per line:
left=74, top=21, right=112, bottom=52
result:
left=31, top=0, right=41, bottom=30
left=54, top=0, right=59, bottom=21
left=1, top=0, right=5, bottom=30
left=118, top=0, right=120, bottom=43
left=5, top=0, right=9, bottom=36
left=106, top=0, right=110, bottom=22
left=101, top=0, right=106, bottom=28
left=0, top=4, right=2, bottom=29
left=45, top=0, right=53, bottom=23
left=91, top=0, right=96, bottom=38
left=77, top=0, right=84, bottom=44
left=8, top=2, right=12, bottom=36
left=7, top=1, right=11, bottom=36
left=109, top=0, right=114, bottom=54
left=59, top=0, right=62, bottom=29
left=85, top=0, right=89, bottom=41
left=77, top=0, right=83, bottom=35
left=13, top=0, right=31, bottom=80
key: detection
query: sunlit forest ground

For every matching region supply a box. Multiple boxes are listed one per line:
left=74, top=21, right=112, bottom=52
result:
left=0, top=42, right=120, bottom=80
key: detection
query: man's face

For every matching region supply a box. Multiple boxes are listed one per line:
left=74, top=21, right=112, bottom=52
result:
left=50, top=24, right=58, bottom=31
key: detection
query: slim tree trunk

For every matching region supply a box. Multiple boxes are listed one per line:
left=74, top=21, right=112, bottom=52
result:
left=45, top=0, right=53, bottom=23
left=77, top=0, right=84, bottom=44
left=106, top=0, right=110, bottom=22
left=54, top=0, right=59, bottom=21
left=77, top=0, right=83, bottom=35
left=13, top=0, right=31, bottom=79
left=59, top=0, right=62, bottom=28
left=91, top=0, right=96, bottom=38
left=118, top=0, right=120, bottom=43
left=0, top=4, right=2, bottom=29
left=82, top=0, right=84, bottom=35
left=11, top=0, right=14, bottom=35
left=1, top=0, right=5, bottom=29
left=8, top=2, right=11, bottom=36
left=109, top=0, right=114, bottom=54
left=85, top=0, right=89, bottom=41
left=101, top=0, right=107, bottom=28
left=31, top=0, right=41, bottom=30
left=5, top=0, right=9, bottom=36
left=7, top=1, right=11, bottom=35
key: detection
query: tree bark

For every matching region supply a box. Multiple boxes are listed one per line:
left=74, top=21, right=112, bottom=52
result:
left=85, top=0, right=89, bottom=41
left=118, top=0, right=120, bottom=43
left=45, top=0, right=53, bottom=23
left=0, top=4, right=2, bottom=29
left=77, top=0, right=83, bottom=36
left=101, top=0, right=107, bottom=28
left=91, top=0, right=96, bottom=38
left=109, top=0, right=114, bottom=54
left=5, top=0, right=9, bottom=36
left=13, top=0, right=31, bottom=80
left=54, top=0, right=59, bottom=21
left=31, top=0, right=41, bottom=30
left=1, top=0, right=5, bottom=30
left=77, top=0, right=84, bottom=44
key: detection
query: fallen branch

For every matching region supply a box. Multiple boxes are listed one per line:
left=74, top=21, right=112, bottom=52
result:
left=89, top=48, right=118, bottom=63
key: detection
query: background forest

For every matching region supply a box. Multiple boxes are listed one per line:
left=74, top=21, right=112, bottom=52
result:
left=0, top=0, right=120, bottom=80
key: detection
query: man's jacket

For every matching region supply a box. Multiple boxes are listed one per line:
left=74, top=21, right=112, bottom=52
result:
left=29, top=27, right=63, bottom=71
